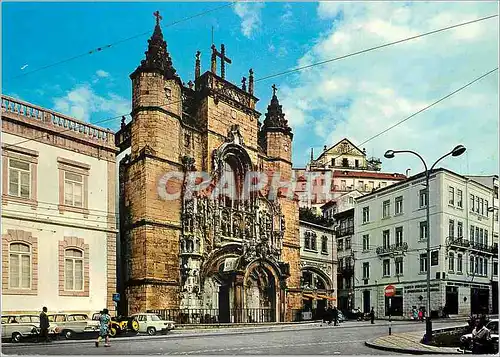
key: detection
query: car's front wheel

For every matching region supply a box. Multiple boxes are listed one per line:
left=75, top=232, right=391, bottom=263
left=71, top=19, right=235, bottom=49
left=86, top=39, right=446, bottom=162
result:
left=63, top=330, right=74, bottom=340
left=147, top=327, right=156, bottom=336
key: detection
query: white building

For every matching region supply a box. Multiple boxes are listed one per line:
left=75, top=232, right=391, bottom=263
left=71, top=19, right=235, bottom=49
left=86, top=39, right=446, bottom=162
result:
left=353, top=168, right=498, bottom=318
left=1, top=95, right=118, bottom=315
left=294, top=138, right=406, bottom=214
left=299, top=220, right=337, bottom=320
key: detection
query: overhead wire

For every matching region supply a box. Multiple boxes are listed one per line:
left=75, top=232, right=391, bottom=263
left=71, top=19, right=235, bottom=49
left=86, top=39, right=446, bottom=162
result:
left=3, top=2, right=234, bottom=82
left=4, top=15, right=497, bottom=150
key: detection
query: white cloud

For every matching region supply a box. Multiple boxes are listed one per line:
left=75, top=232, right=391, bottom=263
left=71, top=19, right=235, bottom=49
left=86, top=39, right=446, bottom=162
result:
left=282, top=2, right=498, bottom=175
left=53, top=84, right=129, bottom=124
left=281, top=3, right=293, bottom=24
left=96, top=69, right=110, bottom=78
left=233, top=1, right=264, bottom=38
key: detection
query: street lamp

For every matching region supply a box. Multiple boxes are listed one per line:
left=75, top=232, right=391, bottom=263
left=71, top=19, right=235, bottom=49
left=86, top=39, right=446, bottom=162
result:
left=384, top=145, right=466, bottom=342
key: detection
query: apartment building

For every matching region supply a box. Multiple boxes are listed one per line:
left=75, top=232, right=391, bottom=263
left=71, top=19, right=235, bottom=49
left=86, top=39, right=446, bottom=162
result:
left=1, top=95, right=118, bottom=314
left=353, top=168, right=498, bottom=318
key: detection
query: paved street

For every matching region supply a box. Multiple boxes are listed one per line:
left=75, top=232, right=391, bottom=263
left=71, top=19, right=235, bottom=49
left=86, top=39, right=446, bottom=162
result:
left=2, top=320, right=465, bottom=355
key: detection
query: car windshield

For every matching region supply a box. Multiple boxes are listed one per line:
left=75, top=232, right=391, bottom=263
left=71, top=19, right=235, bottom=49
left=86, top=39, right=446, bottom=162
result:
left=487, top=321, right=498, bottom=333
left=150, top=315, right=161, bottom=321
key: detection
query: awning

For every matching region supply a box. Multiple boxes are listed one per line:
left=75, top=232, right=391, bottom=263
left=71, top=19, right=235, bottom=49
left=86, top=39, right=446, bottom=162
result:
left=302, top=293, right=316, bottom=300
left=317, top=294, right=336, bottom=301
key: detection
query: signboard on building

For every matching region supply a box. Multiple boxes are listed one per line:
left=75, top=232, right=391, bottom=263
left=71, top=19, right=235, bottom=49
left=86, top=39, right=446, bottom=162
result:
left=384, top=285, right=396, bottom=297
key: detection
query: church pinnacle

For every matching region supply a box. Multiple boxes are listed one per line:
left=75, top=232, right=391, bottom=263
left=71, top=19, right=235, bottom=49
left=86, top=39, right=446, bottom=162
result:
left=261, top=84, right=292, bottom=137
left=131, top=11, right=178, bottom=79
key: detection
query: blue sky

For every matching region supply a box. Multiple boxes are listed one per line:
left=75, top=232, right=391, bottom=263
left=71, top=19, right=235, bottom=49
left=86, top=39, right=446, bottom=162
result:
left=2, top=1, right=499, bottom=176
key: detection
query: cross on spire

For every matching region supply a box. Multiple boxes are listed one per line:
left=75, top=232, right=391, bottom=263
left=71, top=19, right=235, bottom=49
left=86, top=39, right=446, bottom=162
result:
left=153, top=11, right=162, bottom=25
left=210, top=44, right=232, bottom=80
left=272, top=84, right=277, bottom=97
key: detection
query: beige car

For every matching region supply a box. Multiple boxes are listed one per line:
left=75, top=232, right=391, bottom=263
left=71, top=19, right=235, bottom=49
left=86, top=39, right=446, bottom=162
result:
left=1, top=315, right=40, bottom=342
left=130, top=313, right=175, bottom=336
left=48, top=313, right=99, bottom=339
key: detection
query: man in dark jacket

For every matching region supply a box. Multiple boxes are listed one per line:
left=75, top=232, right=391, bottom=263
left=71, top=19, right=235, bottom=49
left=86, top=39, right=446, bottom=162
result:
left=370, top=307, right=375, bottom=324
left=39, top=307, right=50, bottom=342
left=332, top=306, right=339, bottom=326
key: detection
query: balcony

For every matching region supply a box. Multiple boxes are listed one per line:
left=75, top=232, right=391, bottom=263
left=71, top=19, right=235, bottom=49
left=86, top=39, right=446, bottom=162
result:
left=376, top=242, right=408, bottom=256
left=335, top=226, right=354, bottom=238
left=339, top=265, right=354, bottom=276
left=448, top=238, right=498, bottom=256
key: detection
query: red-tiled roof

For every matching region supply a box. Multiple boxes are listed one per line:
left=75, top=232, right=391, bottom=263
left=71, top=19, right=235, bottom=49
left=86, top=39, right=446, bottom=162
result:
left=332, top=170, right=406, bottom=180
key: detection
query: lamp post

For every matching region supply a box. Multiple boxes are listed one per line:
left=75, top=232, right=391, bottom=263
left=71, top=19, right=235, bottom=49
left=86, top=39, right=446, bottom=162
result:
left=384, top=145, right=466, bottom=342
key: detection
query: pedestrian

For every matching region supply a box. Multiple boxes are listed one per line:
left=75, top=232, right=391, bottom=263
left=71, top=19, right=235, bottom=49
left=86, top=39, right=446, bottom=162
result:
left=39, top=306, right=50, bottom=343
left=418, top=308, right=423, bottom=322
left=326, top=305, right=333, bottom=325
left=472, top=319, right=492, bottom=354
left=332, top=306, right=339, bottom=326
left=95, top=309, right=111, bottom=348
left=370, top=307, right=375, bottom=324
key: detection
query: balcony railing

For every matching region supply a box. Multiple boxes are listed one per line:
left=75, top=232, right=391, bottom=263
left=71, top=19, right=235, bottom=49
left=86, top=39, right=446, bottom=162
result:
left=449, top=238, right=498, bottom=255
left=1, top=95, right=115, bottom=147
left=149, top=308, right=275, bottom=324
left=335, top=226, right=354, bottom=237
left=376, top=242, right=408, bottom=256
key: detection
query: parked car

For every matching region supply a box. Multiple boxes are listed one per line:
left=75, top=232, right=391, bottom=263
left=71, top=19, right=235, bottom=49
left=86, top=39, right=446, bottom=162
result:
left=130, top=313, right=175, bottom=336
left=48, top=313, right=99, bottom=339
left=91, top=313, right=139, bottom=337
left=1, top=314, right=56, bottom=342
left=460, top=319, right=499, bottom=353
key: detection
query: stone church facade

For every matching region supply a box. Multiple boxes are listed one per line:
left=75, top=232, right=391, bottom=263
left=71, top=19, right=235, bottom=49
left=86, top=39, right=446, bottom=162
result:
left=116, top=14, right=302, bottom=322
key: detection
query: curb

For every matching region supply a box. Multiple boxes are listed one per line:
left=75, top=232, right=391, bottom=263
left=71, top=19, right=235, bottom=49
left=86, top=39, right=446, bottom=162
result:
left=364, top=340, right=462, bottom=355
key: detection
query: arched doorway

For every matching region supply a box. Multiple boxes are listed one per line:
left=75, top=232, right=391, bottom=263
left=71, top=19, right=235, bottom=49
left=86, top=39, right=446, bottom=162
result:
left=301, top=267, right=333, bottom=319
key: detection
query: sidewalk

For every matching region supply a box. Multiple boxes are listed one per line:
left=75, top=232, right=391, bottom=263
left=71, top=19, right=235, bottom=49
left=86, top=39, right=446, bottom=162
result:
left=365, top=331, right=463, bottom=355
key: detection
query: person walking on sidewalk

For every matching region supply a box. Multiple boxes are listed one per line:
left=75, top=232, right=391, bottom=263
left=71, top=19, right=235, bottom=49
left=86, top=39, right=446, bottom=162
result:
left=370, top=307, right=375, bottom=324
left=332, top=306, right=339, bottom=326
left=95, top=309, right=111, bottom=348
left=38, top=307, right=50, bottom=343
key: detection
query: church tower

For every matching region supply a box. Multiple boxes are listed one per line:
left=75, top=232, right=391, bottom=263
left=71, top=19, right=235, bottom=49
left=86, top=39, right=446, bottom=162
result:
left=123, top=11, right=183, bottom=313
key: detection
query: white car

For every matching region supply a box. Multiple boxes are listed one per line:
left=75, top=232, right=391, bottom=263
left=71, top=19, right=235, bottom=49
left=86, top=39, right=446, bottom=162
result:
left=130, top=313, right=175, bottom=336
left=460, top=319, right=498, bottom=353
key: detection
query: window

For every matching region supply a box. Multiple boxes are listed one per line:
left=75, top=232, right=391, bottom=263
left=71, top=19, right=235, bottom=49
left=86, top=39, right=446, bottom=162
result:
left=470, top=194, right=474, bottom=211
left=419, top=189, right=427, bottom=208
left=484, top=230, right=488, bottom=246
left=340, top=180, right=346, bottom=190
left=476, top=196, right=480, bottom=213
left=65, top=249, right=84, bottom=291
left=358, top=180, right=364, bottom=190
left=362, top=263, right=370, bottom=279
left=449, top=219, right=455, bottom=238
left=311, top=234, right=317, bottom=251
left=470, top=256, right=475, bottom=274
left=448, top=186, right=455, bottom=205
left=479, top=229, right=484, bottom=245
left=362, top=207, right=370, bottom=223
left=457, top=221, right=463, bottom=238
left=362, top=234, right=370, bottom=251
left=395, top=196, right=403, bottom=215
left=382, top=182, right=387, bottom=187
left=383, top=200, right=390, bottom=218
left=395, top=227, right=403, bottom=246
left=449, top=252, right=455, bottom=271
left=383, top=259, right=390, bottom=276
left=484, top=258, right=488, bottom=276
left=395, top=257, right=403, bottom=275
left=494, top=262, right=498, bottom=276
left=331, top=158, right=335, bottom=166
left=342, top=158, right=349, bottom=167
left=64, top=172, right=83, bottom=207
left=480, top=198, right=484, bottom=216
left=476, top=227, right=480, bottom=244
left=420, top=253, right=428, bottom=273
left=486, top=200, right=489, bottom=216
left=304, top=232, right=311, bottom=250
left=470, top=225, right=475, bottom=244
left=339, top=258, right=344, bottom=268
left=338, top=239, right=343, bottom=251
left=431, top=250, right=439, bottom=266
left=8, top=159, right=31, bottom=198
left=345, top=238, right=351, bottom=250
left=383, top=230, right=390, bottom=249
left=457, top=189, right=463, bottom=208
left=479, top=257, right=484, bottom=275
left=420, top=221, right=428, bottom=240
left=457, top=254, right=463, bottom=273
left=9, top=243, right=31, bottom=289
left=355, top=159, right=359, bottom=167
left=321, top=236, right=328, bottom=253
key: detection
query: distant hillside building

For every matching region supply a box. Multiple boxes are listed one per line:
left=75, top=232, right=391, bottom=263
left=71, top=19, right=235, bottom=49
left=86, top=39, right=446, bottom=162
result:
left=293, top=138, right=406, bottom=213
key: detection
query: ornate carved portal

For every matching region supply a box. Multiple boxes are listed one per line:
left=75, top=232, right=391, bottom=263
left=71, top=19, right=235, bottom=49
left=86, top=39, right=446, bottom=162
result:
left=179, top=134, right=289, bottom=321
